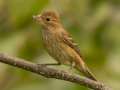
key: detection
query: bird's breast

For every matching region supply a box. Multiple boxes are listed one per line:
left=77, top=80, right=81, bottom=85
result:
left=41, top=30, right=70, bottom=64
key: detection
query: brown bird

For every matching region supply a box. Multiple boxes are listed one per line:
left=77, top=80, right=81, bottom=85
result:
left=33, top=11, right=97, bottom=81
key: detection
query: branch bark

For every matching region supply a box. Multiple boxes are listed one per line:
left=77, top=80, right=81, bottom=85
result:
left=0, top=53, right=111, bottom=90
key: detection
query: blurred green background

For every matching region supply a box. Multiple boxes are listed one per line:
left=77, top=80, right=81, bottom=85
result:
left=0, top=0, right=120, bottom=90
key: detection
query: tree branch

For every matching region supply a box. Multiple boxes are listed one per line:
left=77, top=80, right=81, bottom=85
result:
left=0, top=53, right=110, bottom=90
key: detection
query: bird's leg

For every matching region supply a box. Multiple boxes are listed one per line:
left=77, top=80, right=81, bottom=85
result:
left=67, top=62, right=76, bottom=73
left=71, top=61, right=76, bottom=69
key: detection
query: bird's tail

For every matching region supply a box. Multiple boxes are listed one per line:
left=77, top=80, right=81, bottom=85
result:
left=75, top=64, right=97, bottom=81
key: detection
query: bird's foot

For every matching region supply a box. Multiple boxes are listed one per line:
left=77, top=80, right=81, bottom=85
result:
left=37, top=63, right=61, bottom=67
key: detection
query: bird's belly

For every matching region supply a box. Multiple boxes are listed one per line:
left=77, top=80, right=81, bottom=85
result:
left=44, top=40, right=78, bottom=65
left=46, top=43, right=70, bottom=64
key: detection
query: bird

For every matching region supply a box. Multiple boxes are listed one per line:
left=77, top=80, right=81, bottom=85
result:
left=33, top=10, right=97, bottom=81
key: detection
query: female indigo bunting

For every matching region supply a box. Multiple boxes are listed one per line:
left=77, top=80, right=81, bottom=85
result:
left=33, top=11, right=97, bottom=81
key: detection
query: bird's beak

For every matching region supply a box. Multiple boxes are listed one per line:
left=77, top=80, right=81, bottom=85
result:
left=33, top=14, right=42, bottom=22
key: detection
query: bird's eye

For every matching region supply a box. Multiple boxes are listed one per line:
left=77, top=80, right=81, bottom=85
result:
left=46, top=18, right=50, bottom=21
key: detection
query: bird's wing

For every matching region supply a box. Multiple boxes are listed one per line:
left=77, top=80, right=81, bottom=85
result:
left=61, top=31, right=83, bottom=58
left=60, top=31, right=97, bottom=81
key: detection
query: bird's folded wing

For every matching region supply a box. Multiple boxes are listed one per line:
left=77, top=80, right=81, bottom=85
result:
left=61, top=31, right=83, bottom=58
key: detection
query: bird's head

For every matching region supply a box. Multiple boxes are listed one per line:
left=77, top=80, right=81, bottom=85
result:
left=33, top=11, right=61, bottom=29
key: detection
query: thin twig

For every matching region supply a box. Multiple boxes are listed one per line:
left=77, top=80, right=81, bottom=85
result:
left=0, top=53, right=111, bottom=90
